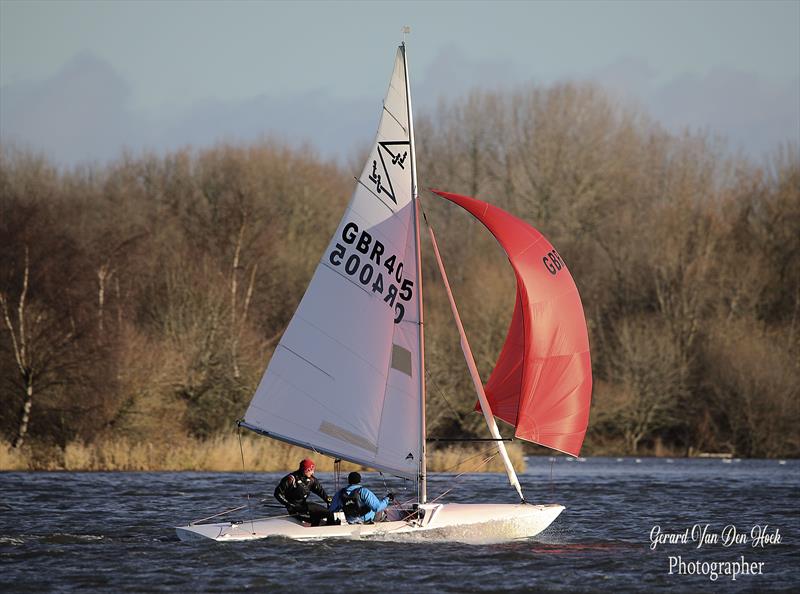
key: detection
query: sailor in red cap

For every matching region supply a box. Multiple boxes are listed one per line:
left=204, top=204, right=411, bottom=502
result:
left=274, top=458, right=336, bottom=526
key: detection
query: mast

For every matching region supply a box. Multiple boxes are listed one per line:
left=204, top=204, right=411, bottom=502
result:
left=401, top=41, right=427, bottom=504
left=427, top=224, right=525, bottom=502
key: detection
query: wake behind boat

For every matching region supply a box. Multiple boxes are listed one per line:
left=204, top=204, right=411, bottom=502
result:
left=177, top=40, right=591, bottom=543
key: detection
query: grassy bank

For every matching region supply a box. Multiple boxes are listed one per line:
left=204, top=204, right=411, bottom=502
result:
left=0, top=436, right=525, bottom=473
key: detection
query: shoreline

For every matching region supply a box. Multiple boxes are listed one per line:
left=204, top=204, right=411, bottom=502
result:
left=0, top=436, right=526, bottom=473
left=3, top=438, right=792, bottom=473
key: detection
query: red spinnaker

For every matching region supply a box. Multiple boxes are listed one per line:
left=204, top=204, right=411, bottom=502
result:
left=432, top=190, right=592, bottom=457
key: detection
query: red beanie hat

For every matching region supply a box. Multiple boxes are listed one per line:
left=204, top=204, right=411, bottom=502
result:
left=299, top=458, right=315, bottom=472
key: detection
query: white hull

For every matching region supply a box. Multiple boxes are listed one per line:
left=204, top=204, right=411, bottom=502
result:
left=176, top=503, right=564, bottom=543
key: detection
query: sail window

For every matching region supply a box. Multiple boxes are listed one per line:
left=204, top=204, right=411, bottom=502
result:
left=391, top=344, right=412, bottom=376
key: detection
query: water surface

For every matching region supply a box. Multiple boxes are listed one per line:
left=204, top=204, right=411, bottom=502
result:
left=1, top=457, right=797, bottom=592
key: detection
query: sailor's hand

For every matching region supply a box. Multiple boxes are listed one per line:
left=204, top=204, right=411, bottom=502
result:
left=386, top=492, right=395, bottom=502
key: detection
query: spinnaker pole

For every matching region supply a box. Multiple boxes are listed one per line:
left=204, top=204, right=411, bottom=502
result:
left=427, top=223, right=525, bottom=502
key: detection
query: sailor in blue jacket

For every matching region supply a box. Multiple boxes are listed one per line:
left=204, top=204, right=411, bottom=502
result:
left=330, top=471, right=394, bottom=524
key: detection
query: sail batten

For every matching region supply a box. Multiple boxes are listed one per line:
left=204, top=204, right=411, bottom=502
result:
left=239, top=422, right=415, bottom=479
left=382, top=106, right=408, bottom=132
left=354, top=179, right=398, bottom=213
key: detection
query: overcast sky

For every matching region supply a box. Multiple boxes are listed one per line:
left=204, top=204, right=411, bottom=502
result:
left=1, top=0, right=798, bottom=168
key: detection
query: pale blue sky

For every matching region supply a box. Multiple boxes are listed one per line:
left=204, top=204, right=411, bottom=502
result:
left=1, top=0, right=798, bottom=166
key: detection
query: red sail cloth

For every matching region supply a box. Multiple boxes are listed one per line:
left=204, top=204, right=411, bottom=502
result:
left=432, top=190, right=592, bottom=457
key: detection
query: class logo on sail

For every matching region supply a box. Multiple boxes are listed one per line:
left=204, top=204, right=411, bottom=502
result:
left=366, top=141, right=410, bottom=204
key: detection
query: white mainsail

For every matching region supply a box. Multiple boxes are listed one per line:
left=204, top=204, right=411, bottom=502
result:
left=242, top=48, right=421, bottom=479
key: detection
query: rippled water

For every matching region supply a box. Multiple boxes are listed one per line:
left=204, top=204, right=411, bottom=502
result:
left=1, top=457, right=797, bottom=592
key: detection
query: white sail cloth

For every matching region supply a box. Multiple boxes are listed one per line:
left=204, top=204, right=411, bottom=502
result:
left=244, top=49, right=421, bottom=479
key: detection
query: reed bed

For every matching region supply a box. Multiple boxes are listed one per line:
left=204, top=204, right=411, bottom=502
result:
left=1, top=437, right=525, bottom=473
left=0, top=442, right=27, bottom=471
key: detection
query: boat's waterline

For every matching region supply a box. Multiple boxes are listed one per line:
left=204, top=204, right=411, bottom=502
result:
left=175, top=502, right=564, bottom=543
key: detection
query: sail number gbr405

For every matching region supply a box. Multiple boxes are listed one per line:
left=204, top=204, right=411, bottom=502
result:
left=328, top=221, right=414, bottom=323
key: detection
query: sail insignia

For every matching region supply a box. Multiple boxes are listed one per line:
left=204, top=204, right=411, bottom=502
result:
left=365, top=140, right=410, bottom=205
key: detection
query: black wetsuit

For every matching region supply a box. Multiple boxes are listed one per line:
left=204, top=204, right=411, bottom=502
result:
left=273, top=471, right=334, bottom=526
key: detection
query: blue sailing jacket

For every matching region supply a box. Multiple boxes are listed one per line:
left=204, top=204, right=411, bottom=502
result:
left=330, top=484, right=390, bottom=523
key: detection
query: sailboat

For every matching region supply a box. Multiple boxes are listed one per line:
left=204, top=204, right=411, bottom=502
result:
left=176, top=42, right=591, bottom=542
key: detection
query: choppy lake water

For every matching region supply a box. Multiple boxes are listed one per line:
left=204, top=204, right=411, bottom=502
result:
left=1, top=457, right=797, bottom=592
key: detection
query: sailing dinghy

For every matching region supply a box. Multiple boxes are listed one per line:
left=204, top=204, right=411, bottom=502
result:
left=176, top=42, right=591, bottom=542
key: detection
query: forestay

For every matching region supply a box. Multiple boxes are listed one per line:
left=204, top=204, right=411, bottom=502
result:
left=243, top=48, right=421, bottom=479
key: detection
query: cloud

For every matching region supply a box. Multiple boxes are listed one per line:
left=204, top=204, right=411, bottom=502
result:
left=158, top=90, right=375, bottom=161
left=651, top=68, right=800, bottom=155
left=2, top=50, right=797, bottom=169
left=415, top=44, right=521, bottom=105
left=0, top=51, right=377, bottom=168
left=592, top=58, right=800, bottom=155
left=0, top=52, right=149, bottom=165
left=591, top=56, right=659, bottom=101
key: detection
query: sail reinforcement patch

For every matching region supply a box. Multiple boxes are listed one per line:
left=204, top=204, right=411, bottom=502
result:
left=391, top=344, right=412, bottom=376
left=319, top=421, right=378, bottom=453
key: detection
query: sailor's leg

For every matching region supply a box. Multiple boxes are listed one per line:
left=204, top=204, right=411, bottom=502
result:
left=306, top=502, right=332, bottom=526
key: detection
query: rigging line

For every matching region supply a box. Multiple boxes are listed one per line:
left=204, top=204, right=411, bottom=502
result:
left=427, top=446, right=498, bottom=503
left=190, top=504, right=291, bottom=525
left=427, top=438, right=513, bottom=442
left=377, top=470, right=395, bottom=511
left=442, top=446, right=499, bottom=474
left=190, top=504, right=248, bottom=525
left=424, top=368, right=464, bottom=422
left=429, top=451, right=500, bottom=504
left=237, top=423, right=257, bottom=535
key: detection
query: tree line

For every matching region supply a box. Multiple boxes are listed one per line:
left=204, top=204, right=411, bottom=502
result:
left=1, top=81, right=798, bottom=458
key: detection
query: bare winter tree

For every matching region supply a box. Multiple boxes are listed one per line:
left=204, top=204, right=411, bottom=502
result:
left=0, top=246, right=88, bottom=447
left=598, top=318, right=687, bottom=453
left=0, top=247, right=35, bottom=447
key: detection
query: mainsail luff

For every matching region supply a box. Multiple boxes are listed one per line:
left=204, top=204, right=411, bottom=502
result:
left=400, top=42, right=427, bottom=504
